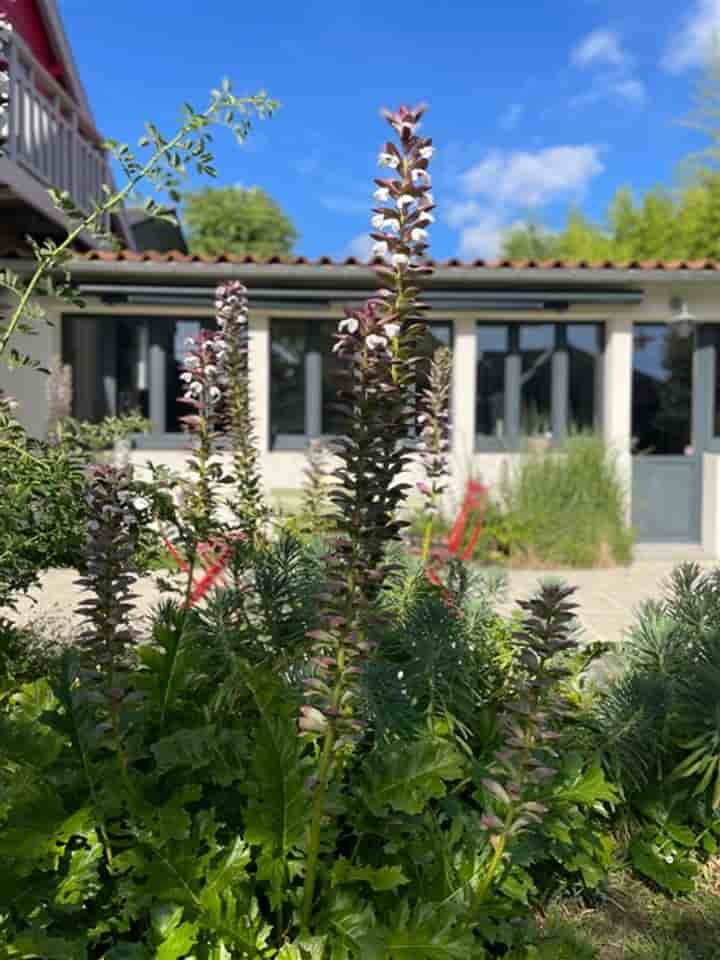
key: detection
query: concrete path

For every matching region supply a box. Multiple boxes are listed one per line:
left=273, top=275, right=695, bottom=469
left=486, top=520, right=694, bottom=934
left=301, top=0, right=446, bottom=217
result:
left=497, top=544, right=717, bottom=644
left=3, top=545, right=717, bottom=646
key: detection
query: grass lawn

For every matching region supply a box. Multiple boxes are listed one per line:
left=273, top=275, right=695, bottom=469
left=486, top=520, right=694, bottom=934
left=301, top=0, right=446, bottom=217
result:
left=540, top=866, right=720, bottom=958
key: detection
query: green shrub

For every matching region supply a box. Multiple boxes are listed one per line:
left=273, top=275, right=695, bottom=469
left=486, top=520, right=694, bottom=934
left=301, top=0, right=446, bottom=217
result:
left=590, top=562, right=720, bottom=893
left=500, top=432, right=634, bottom=568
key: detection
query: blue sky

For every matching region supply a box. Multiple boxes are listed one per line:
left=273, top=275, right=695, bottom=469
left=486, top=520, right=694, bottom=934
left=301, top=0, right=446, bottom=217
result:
left=59, top=0, right=720, bottom=260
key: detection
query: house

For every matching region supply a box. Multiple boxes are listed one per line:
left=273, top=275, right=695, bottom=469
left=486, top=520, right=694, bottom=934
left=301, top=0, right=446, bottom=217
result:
left=3, top=4, right=720, bottom=557
left=0, top=0, right=133, bottom=249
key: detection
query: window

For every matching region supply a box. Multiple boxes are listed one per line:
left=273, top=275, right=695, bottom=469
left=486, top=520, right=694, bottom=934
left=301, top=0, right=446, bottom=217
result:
left=631, top=323, right=693, bottom=456
left=475, top=321, right=603, bottom=449
left=63, top=314, right=216, bottom=443
left=270, top=318, right=453, bottom=449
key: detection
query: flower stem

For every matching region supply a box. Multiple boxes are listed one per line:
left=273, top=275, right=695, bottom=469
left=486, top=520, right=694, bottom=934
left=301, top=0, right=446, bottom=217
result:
left=300, top=721, right=337, bottom=930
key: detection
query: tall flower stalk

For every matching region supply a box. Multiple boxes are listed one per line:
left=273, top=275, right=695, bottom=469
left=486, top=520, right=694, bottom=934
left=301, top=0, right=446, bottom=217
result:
left=300, top=103, right=435, bottom=930
left=75, top=465, right=147, bottom=671
left=417, top=344, right=451, bottom=562
left=215, top=280, right=267, bottom=544
left=172, top=326, right=227, bottom=600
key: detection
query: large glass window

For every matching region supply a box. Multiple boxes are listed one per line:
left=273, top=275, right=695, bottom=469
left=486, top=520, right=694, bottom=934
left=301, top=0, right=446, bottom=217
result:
left=568, top=323, right=603, bottom=432
left=270, top=319, right=307, bottom=443
left=476, top=321, right=603, bottom=448
left=270, top=318, right=452, bottom=448
left=63, top=314, right=217, bottom=437
left=519, top=324, right=553, bottom=436
left=476, top=325, right=508, bottom=440
left=632, top=324, right=692, bottom=455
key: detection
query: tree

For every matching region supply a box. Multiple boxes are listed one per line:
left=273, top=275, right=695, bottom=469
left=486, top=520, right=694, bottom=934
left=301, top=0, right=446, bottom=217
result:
left=503, top=220, right=560, bottom=260
left=183, top=186, right=299, bottom=257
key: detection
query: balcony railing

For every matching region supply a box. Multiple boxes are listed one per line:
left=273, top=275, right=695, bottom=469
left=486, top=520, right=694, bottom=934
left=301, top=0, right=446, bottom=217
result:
left=1, top=26, right=111, bottom=232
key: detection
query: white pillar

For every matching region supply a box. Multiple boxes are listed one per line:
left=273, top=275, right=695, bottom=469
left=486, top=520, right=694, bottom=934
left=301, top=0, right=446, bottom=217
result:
left=451, top=316, right=477, bottom=498
left=249, top=313, right=270, bottom=477
left=603, top=315, right=633, bottom=523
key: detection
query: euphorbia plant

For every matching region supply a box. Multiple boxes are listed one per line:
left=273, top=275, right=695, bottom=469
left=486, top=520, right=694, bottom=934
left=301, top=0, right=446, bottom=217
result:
left=299, top=102, right=436, bottom=930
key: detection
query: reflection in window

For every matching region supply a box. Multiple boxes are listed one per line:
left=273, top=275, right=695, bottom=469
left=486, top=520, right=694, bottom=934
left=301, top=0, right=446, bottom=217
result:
left=476, top=325, right=508, bottom=439
left=568, top=324, right=603, bottom=432
left=165, top=320, right=202, bottom=433
left=318, top=319, right=346, bottom=437
left=116, top=319, right=149, bottom=419
left=519, top=324, right=553, bottom=436
left=632, top=324, right=692, bottom=455
left=270, top=320, right=307, bottom=443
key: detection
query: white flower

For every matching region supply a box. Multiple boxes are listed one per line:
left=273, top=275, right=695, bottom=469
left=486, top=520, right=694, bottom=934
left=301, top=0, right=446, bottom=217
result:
left=180, top=371, right=193, bottom=383
left=425, top=192, right=435, bottom=204
left=392, top=253, right=409, bottom=268
left=412, top=168, right=431, bottom=185
left=184, top=356, right=200, bottom=370
left=184, top=337, right=196, bottom=347
left=132, top=496, right=150, bottom=512
left=372, top=213, right=400, bottom=233
left=397, top=669, right=405, bottom=680
left=422, top=212, right=436, bottom=224
left=374, top=186, right=390, bottom=202
left=397, top=194, right=415, bottom=209
left=372, top=240, right=388, bottom=257
left=419, top=145, right=434, bottom=159
left=205, top=364, right=218, bottom=376
left=411, top=227, right=429, bottom=243
left=188, top=381, right=203, bottom=396
left=209, top=386, right=222, bottom=403
left=339, top=316, right=359, bottom=334
left=664, top=854, right=674, bottom=864
left=384, top=323, right=401, bottom=338
left=378, top=151, right=400, bottom=169
left=366, top=334, right=388, bottom=350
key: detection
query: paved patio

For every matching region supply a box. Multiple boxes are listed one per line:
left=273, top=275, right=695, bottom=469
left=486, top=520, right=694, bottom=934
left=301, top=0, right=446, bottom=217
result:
left=497, top=544, right=717, bottom=644
left=3, top=545, right=718, bottom=646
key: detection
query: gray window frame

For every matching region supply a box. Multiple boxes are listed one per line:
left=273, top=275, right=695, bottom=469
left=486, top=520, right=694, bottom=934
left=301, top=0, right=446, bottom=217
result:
left=475, top=320, right=605, bottom=452
left=696, top=324, right=720, bottom=454
left=63, top=313, right=218, bottom=448
left=269, top=317, right=454, bottom=451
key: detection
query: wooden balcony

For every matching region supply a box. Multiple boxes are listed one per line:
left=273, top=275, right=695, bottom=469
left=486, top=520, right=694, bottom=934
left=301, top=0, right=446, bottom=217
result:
left=0, top=27, right=130, bottom=247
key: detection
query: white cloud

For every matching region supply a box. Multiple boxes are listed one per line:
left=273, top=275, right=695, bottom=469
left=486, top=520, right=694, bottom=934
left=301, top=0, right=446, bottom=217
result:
left=569, top=27, right=645, bottom=107
left=570, top=75, right=646, bottom=106
left=499, top=102, right=525, bottom=131
left=345, top=233, right=374, bottom=260
left=456, top=211, right=506, bottom=260
left=460, top=145, right=604, bottom=208
left=572, top=28, right=629, bottom=69
left=662, top=0, right=720, bottom=73
left=446, top=144, right=606, bottom=260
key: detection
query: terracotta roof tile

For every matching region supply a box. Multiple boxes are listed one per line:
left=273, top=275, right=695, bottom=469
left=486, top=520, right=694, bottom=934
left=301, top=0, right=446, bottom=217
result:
left=5, top=246, right=720, bottom=271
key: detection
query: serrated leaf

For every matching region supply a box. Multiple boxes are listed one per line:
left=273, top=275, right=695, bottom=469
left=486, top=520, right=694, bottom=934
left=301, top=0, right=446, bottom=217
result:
left=54, top=837, right=103, bottom=908
left=156, top=921, right=198, bottom=960
left=555, top=760, right=617, bottom=807
left=380, top=900, right=483, bottom=958
left=332, top=856, right=409, bottom=892
left=361, top=738, right=465, bottom=816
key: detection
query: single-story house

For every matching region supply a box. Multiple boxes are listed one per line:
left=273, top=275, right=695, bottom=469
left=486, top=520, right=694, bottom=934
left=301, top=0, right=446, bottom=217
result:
left=4, top=248, right=720, bottom=555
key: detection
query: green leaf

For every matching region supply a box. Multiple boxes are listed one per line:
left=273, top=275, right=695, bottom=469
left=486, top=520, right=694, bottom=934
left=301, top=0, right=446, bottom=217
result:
left=241, top=664, right=308, bottom=861
left=331, top=857, right=409, bottom=892
left=103, top=946, right=150, bottom=960
left=380, top=901, right=484, bottom=959
left=555, top=760, right=617, bottom=808
left=156, top=921, right=198, bottom=960
left=361, top=738, right=465, bottom=816
left=54, top=836, right=103, bottom=908
left=630, top=833, right=699, bottom=895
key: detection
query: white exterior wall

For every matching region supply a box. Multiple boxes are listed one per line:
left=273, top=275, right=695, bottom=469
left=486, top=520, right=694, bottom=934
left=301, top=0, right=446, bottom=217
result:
left=0, top=297, right=61, bottom=438
left=7, top=281, right=720, bottom=556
